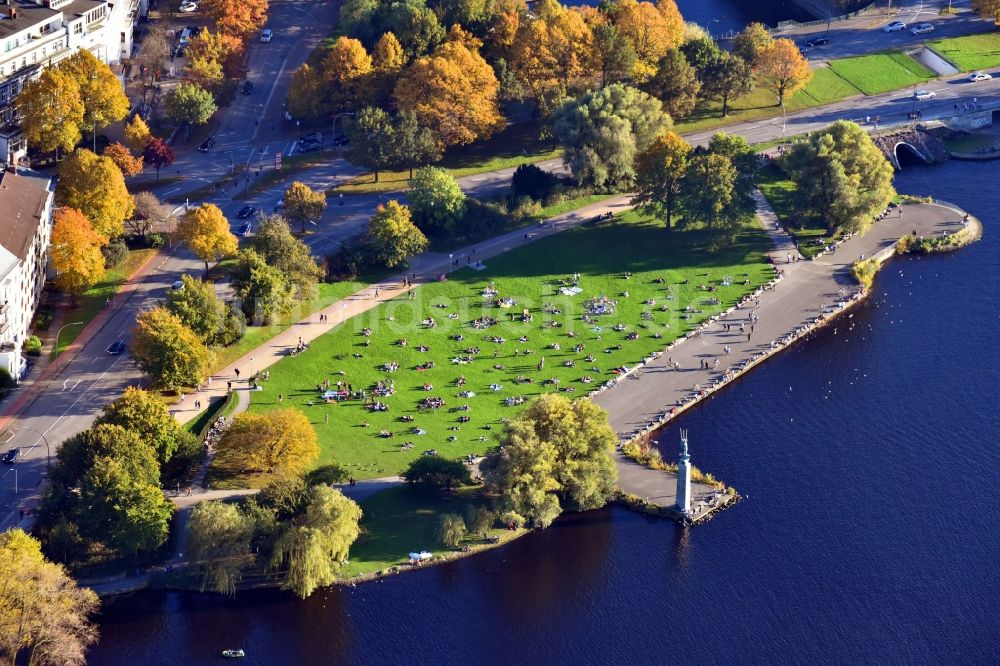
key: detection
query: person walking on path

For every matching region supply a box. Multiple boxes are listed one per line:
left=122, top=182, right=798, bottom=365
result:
left=234, top=368, right=240, bottom=379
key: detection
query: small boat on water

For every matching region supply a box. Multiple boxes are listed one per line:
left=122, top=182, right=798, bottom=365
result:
left=221, top=649, right=245, bottom=658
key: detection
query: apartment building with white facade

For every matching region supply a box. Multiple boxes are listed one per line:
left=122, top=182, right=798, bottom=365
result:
left=0, top=166, right=53, bottom=380
left=0, top=0, right=140, bottom=164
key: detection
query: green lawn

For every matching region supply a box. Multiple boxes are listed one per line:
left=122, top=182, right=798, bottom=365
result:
left=928, top=32, right=1000, bottom=72
left=51, top=248, right=159, bottom=359
left=221, top=211, right=772, bottom=484
left=339, top=484, right=519, bottom=579
left=756, top=164, right=836, bottom=258
left=675, top=67, right=863, bottom=135
left=332, top=122, right=563, bottom=195
left=827, top=51, right=935, bottom=95
left=208, top=278, right=378, bottom=374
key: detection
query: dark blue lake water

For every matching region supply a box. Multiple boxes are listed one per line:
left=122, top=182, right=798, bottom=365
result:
left=90, top=160, right=999, bottom=665
left=573, top=0, right=815, bottom=36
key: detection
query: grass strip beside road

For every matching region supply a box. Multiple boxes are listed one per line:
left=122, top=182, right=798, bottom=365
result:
left=332, top=123, right=563, bottom=195
left=209, top=211, right=772, bottom=488
left=51, top=248, right=159, bottom=359
left=928, top=32, right=1000, bottom=72
left=827, top=51, right=935, bottom=95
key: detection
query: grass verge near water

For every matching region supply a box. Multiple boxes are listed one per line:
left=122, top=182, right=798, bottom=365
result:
left=928, top=32, right=1000, bottom=71
left=340, top=484, right=519, bottom=579
left=209, top=211, right=772, bottom=487
left=827, top=51, right=935, bottom=95
left=756, top=164, right=835, bottom=259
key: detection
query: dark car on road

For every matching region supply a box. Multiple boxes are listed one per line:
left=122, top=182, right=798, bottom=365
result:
left=300, top=131, right=322, bottom=144
left=332, top=135, right=349, bottom=146
left=107, top=338, right=128, bottom=356
left=804, top=36, right=830, bottom=47
left=241, top=80, right=254, bottom=95
left=297, top=139, right=321, bottom=152
left=198, top=136, right=217, bottom=152
left=237, top=206, right=256, bottom=219
left=2, top=448, right=20, bottom=464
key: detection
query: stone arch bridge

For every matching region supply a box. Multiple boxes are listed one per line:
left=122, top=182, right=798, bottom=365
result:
left=872, top=128, right=948, bottom=170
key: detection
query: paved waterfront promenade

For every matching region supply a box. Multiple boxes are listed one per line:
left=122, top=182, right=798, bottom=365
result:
left=595, top=201, right=966, bottom=457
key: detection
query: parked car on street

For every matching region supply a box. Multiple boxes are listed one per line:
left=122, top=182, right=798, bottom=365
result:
left=910, top=23, right=934, bottom=35
left=913, top=89, right=936, bottom=101
left=241, top=80, right=254, bottom=95
left=883, top=21, right=906, bottom=32
left=179, top=1, right=198, bottom=12
left=299, top=131, right=322, bottom=144
left=2, top=448, right=21, bottom=464
left=297, top=140, right=321, bottom=152
left=198, top=136, right=217, bottom=152
left=261, top=29, right=273, bottom=43
left=968, top=71, right=993, bottom=82
left=237, top=206, right=256, bottom=220
left=804, top=36, right=830, bottom=47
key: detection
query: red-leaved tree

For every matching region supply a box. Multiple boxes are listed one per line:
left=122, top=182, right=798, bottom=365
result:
left=143, top=137, right=175, bottom=183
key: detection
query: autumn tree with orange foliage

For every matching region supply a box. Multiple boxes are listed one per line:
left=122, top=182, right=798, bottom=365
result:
left=509, top=0, right=593, bottom=112
left=287, top=64, right=326, bottom=120
left=394, top=35, right=503, bottom=148
left=324, top=36, right=374, bottom=112
left=756, top=38, right=812, bottom=106
left=103, top=142, right=143, bottom=177
left=611, top=0, right=684, bottom=81
left=50, top=208, right=106, bottom=304
left=201, top=0, right=267, bottom=39
left=372, top=32, right=407, bottom=71
left=188, top=30, right=245, bottom=78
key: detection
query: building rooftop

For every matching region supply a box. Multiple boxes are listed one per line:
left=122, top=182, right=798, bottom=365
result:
left=58, top=0, right=106, bottom=20
left=0, top=2, right=60, bottom=40
left=0, top=168, right=51, bottom=262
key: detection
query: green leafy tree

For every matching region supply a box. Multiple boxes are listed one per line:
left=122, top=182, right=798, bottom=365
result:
left=186, top=501, right=254, bottom=595
left=270, top=486, right=362, bottom=598
left=386, top=0, right=446, bottom=57
left=783, top=120, right=895, bottom=233
left=77, top=457, right=173, bottom=555
left=678, top=153, right=744, bottom=234
left=702, top=52, right=753, bottom=117
left=437, top=513, right=466, bottom=547
left=648, top=48, right=700, bottom=119
left=408, top=166, right=466, bottom=236
left=164, top=274, right=229, bottom=345
left=231, top=249, right=293, bottom=325
left=707, top=132, right=759, bottom=211
left=51, top=424, right=159, bottom=490
left=402, top=456, right=473, bottom=489
left=165, top=82, right=217, bottom=127
left=96, top=387, right=190, bottom=463
left=254, top=215, right=324, bottom=301
left=348, top=106, right=397, bottom=182
left=131, top=307, right=212, bottom=390
left=592, top=22, right=637, bottom=88
left=633, top=130, right=692, bottom=230
left=732, top=22, right=773, bottom=68
left=464, top=504, right=494, bottom=538
left=393, top=111, right=441, bottom=178
left=0, top=530, right=99, bottom=666
left=679, top=35, right=721, bottom=77
left=283, top=181, right=327, bottom=234
left=481, top=394, right=617, bottom=528
left=552, top=83, right=671, bottom=190
left=366, top=200, right=429, bottom=267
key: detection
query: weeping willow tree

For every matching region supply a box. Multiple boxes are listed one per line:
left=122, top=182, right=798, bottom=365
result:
left=186, top=501, right=254, bottom=595
left=270, top=486, right=362, bottom=598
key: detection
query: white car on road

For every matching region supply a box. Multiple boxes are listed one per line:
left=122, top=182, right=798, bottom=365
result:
left=968, top=71, right=993, bottom=82
left=883, top=21, right=906, bottom=32
left=179, top=1, right=198, bottom=12
left=910, top=23, right=934, bottom=36
left=913, top=89, right=936, bottom=101
left=261, top=29, right=273, bottom=43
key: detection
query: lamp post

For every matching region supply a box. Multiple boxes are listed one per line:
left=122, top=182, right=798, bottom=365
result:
left=53, top=321, right=84, bottom=373
left=5, top=424, right=53, bottom=472
left=250, top=356, right=255, bottom=377
left=331, top=112, right=355, bottom=150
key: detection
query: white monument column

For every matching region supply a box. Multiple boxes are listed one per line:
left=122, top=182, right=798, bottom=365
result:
left=676, top=429, right=692, bottom=515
